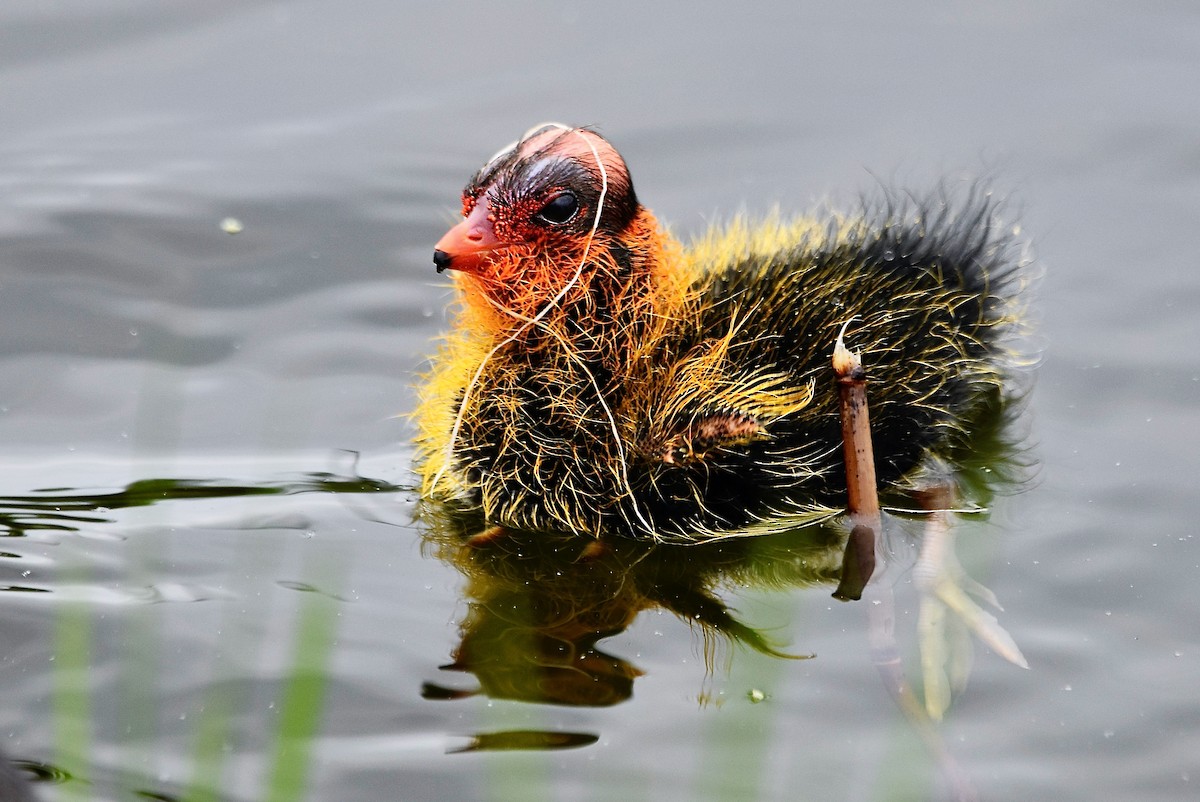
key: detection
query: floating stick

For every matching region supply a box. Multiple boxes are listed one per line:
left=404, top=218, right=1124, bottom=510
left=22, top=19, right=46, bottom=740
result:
left=831, top=321, right=881, bottom=601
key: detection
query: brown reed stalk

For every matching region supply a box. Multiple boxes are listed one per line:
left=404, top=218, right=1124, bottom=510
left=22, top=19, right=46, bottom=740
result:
left=831, top=328, right=881, bottom=601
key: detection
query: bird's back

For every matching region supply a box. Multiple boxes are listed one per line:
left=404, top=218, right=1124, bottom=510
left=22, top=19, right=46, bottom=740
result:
left=624, top=191, right=1027, bottom=540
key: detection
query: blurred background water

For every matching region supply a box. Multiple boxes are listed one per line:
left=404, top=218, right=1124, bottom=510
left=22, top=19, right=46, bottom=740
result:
left=1, top=1, right=1197, bottom=800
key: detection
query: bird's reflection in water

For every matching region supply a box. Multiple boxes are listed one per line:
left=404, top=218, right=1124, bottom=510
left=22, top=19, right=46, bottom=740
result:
left=420, top=508, right=843, bottom=708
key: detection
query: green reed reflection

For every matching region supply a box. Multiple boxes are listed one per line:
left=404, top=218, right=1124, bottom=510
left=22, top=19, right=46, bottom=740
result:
left=265, top=563, right=342, bottom=802
left=52, top=571, right=93, bottom=802
left=1, top=469, right=402, bottom=801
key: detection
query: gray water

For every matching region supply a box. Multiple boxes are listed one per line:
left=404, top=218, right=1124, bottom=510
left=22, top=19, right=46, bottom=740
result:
left=2, top=2, right=1198, bottom=800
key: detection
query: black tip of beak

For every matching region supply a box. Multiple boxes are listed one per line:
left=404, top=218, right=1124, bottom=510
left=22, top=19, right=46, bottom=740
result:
left=433, top=249, right=452, bottom=273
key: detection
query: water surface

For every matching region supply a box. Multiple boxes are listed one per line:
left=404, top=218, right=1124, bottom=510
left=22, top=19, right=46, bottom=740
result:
left=2, top=2, right=1198, bottom=800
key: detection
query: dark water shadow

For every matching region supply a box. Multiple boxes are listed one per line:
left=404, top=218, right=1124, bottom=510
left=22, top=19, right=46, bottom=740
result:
left=0, top=472, right=404, bottom=541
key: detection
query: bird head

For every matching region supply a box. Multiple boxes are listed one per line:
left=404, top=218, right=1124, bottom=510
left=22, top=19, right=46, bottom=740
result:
left=433, top=124, right=646, bottom=319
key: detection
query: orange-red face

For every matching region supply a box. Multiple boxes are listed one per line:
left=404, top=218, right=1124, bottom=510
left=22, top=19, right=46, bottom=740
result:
left=432, top=126, right=639, bottom=282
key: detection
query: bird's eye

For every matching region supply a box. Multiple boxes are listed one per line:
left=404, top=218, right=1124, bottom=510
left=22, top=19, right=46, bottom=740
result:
left=535, top=191, right=579, bottom=225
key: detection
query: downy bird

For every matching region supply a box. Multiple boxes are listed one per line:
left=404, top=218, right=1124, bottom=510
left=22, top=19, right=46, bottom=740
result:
left=415, top=124, right=1026, bottom=543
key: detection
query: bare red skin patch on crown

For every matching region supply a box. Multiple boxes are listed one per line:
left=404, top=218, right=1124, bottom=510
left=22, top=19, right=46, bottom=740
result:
left=514, top=128, right=631, bottom=192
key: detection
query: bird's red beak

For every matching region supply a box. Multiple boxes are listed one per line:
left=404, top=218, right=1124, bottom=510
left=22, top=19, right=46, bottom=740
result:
left=433, top=198, right=502, bottom=274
